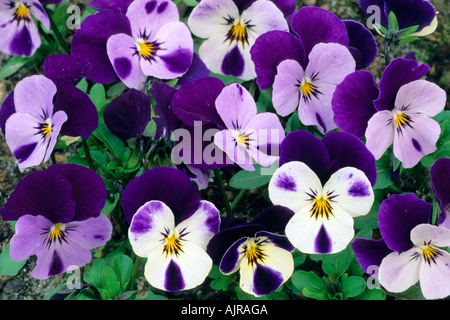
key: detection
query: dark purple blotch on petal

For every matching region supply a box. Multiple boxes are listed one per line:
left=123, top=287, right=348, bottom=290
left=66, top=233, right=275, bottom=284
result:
left=157, top=1, right=168, bottom=13
left=253, top=264, right=284, bottom=296
left=220, top=237, right=248, bottom=274
left=275, top=173, right=297, bottom=192
left=348, top=180, right=370, bottom=197
left=145, top=0, right=157, bottom=13
left=114, top=57, right=132, bottom=79
left=160, top=49, right=192, bottom=74
left=411, top=138, right=422, bottom=152
left=10, top=26, right=33, bottom=57
left=13, top=143, right=37, bottom=165
left=165, top=260, right=185, bottom=291
left=129, top=201, right=163, bottom=234
left=48, top=251, right=64, bottom=277
left=221, top=46, right=244, bottom=77
left=315, top=225, right=331, bottom=254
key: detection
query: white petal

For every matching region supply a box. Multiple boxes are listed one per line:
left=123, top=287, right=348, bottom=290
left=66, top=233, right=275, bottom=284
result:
left=323, top=167, right=374, bottom=218
left=378, top=248, right=421, bottom=293
left=268, top=161, right=322, bottom=214
left=241, top=0, right=288, bottom=39
left=410, top=224, right=450, bottom=248
left=365, top=110, right=394, bottom=160
left=175, top=200, right=220, bottom=249
left=272, top=59, right=302, bottom=117
left=419, top=249, right=450, bottom=300
left=128, top=201, right=175, bottom=258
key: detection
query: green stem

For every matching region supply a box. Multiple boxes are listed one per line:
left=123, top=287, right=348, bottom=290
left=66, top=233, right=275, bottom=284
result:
left=387, top=184, right=402, bottom=194
left=231, top=189, right=246, bottom=211
left=126, top=252, right=143, bottom=291
left=383, top=38, right=392, bottom=66
left=44, top=7, right=71, bottom=54
left=213, top=169, right=232, bottom=217
left=82, top=139, right=96, bottom=171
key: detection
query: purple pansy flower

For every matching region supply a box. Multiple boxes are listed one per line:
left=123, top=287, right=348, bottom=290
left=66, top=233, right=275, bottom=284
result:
left=359, top=0, right=438, bottom=37
left=124, top=167, right=220, bottom=291
left=268, top=130, right=376, bottom=254
left=0, top=0, right=49, bottom=56
left=106, top=0, right=193, bottom=90
left=352, top=194, right=450, bottom=300
left=250, top=6, right=377, bottom=92
left=0, top=164, right=112, bottom=280
left=213, top=83, right=285, bottom=171
left=332, top=57, right=446, bottom=168
left=0, top=55, right=98, bottom=171
left=187, top=0, right=289, bottom=80
left=272, top=42, right=355, bottom=134
left=430, top=158, right=450, bottom=229
left=208, top=205, right=294, bottom=297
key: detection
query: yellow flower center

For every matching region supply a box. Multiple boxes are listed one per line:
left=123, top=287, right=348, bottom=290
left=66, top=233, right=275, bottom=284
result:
left=14, top=2, right=30, bottom=20
left=136, top=39, right=156, bottom=59
left=225, top=20, right=250, bottom=46
left=420, top=245, right=441, bottom=265
left=244, top=238, right=267, bottom=267
left=39, top=121, right=52, bottom=138
left=163, top=230, right=183, bottom=257
left=49, top=223, right=65, bottom=242
left=393, top=111, right=410, bottom=130
left=310, top=194, right=333, bottom=220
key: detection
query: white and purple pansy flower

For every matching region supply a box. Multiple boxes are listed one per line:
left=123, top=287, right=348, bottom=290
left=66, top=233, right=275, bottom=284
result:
left=0, top=0, right=49, bottom=56
left=268, top=130, right=376, bottom=254
left=332, top=56, right=447, bottom=168
left=0, top=164, right=112, bottom=280
left=187, top=0, right=289, bottom=80
left=0, top=55, right=98, bottom=171
left=123, top=167, right=220, bottom=291
left=213, top=83, right=285, bottom=171
left=207, top=206, right=295, bottom=297
left=106, top=0, right=194, bottom=90
left=352, top=193, right=450, bottom=300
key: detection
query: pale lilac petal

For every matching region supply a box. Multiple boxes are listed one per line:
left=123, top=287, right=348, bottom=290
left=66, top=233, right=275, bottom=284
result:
left=13, top=75, right=56, bottom=119
left=66, top=214, right=112, bottom=250
left=305, top=43, right=356, bottom=86
left=394, top=80, right=446, bottom=117
left=215, top=83, right=256, bottom=130
left=9, top=214, right=51, bottom=262
left=365, top=111, right=394, bottom=160
left=272, top=59, right=303, bottom=117
left=106, top=33, right=146, bottom=90
left=419, top=249, right=450, bottom=300
left=29, top=0, right=50, bottom=29
left=140, top=21, right=193, bottom=79
left=126, top=0, right=179, bottom=37
left=213, top=130, right=255, bottom=171
left=393, top=113, right=441, bottom=169
left=0, top=21, right=40, bottom=57
left=410, top=224, right=450, bottom=249
left=241, top=0, right=288, bottom=38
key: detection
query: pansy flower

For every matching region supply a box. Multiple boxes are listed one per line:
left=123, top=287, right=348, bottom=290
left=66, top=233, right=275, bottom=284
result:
left=352, top=194, right=450, bottom=300
left=250, top=6, right=377, bottom=92
left=332, top=57, right=446, bottom=168
left=430, top=158, right=450, bottom=229
left=187, top=0, right=289, bottom=80
left=359, top=0, right=438, bottom=37
left=0, top=55, right=98, bottom=171
left=0, top=164, right=112, bottom=279
left=213, top=83, right=285, bottom=171
left=209, top=206, right=294, bottom=297
left=0, top=0, right=49, bottom=56
left=268, top=130, right=376, bottom=254
left=106, top=0, right=193, bottom=90
left=123, top=167, right=220, bottom=291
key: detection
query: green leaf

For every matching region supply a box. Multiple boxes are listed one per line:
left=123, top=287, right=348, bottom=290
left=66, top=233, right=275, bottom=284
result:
left=84, top=259, right=107, bottom=288
left=89, top=83, right=107, bottom=112
left=76, top=78, right=89, bottom=93
left=0, top=244, right=27, bottom=276
left=93, top=120, right=127, bottom=160
left=354, top=200, right=380, bottom=230
left=292, top=249, right=307, bottom=268
left=144, top=291, right=169, bottom=300
left=373, top=151, right=394, bottom=189
left=388, top=11, right=399, bottom=32
left=357, top=288, right=386, bottom=300
left=398, top=36, right=420, bottom=44
left=100, top=267, right=121, bottom=299
left=398, top=25, right=420, bottom=38
left=421, top=119, right=450, bottom=168
left=340, top=274, right=366, bottom=299
left=291, top=270, right=327, bottom=292
left=0, top=56, right=29, bottom=79
left=210, top=72, right=245, bottom=85
left=210, top=276, right=234, bottom=292
left=321, top=245, right=352, bottom=278
left=302, top=287, right=330, bottom=300
left=229, top=164, right=273, bottom=190
left=113, top=255, right=133, bottom=291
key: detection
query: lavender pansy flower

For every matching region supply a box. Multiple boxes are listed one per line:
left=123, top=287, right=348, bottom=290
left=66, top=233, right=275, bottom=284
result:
left=187, top=0, right=289, bottom=80
left=332, top=57, right=446, bottom=168
left=353, top=194, right=450, bottom=300
left=359, top=0, right=438, bottom=37
left=250, top=6, right=377, bottom=91
left=213, top=83, right=285, bottom=171
left=430, top=158, right=450, bottom=229
left=106, top=0, right=193, bottom=90
left=208, top=206, right=294, bottom=297
left=268, top=130, right=376, bottom=254
left=0, top=55, right=98, bottom=171
left=272, top=42, right=355, bottom=134
left=125, top=167, right=220, bottom=291
left=0, top=164, right=112, bottom=280
left=0, top=0, right=49, bottom=56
